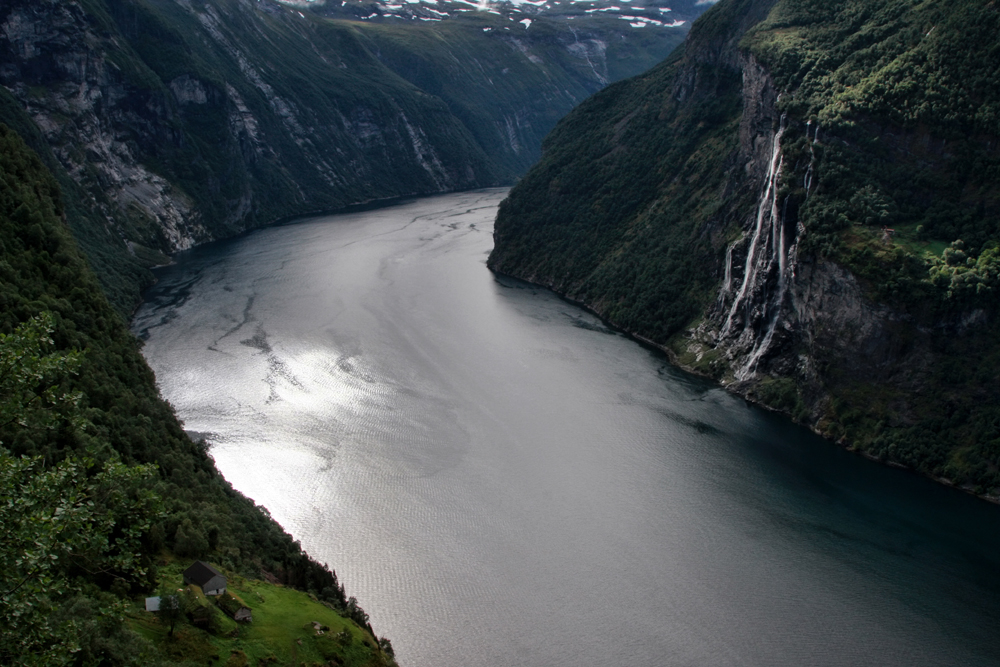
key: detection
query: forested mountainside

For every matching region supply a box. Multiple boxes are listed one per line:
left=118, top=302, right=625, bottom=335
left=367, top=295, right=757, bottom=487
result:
left=490, top=0, right=1000, bottom=497
left=0, top=124, right=393, bottom=665
left=0, top=0, right=699, bottom=314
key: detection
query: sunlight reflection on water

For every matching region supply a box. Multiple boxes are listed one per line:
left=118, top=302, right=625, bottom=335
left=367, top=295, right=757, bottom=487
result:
left=134, top=190, right=1000, bottom=667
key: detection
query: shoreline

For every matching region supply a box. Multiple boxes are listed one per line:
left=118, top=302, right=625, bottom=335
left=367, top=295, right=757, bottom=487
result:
left=488, top=267, right=1000, bottom=507
left=134, top=187, right=513, bottom=309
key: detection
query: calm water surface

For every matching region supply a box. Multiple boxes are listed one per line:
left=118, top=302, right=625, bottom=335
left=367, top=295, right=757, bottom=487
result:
left=133, top=190, right=1000, bottom=666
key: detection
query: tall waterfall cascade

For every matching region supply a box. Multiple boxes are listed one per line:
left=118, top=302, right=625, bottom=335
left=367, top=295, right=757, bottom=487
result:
left=717, top=114, right=796, bottom=380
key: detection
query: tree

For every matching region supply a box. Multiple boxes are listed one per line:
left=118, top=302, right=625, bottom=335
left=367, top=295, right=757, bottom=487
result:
left=155, top=589, right=183, bottom=639
left=0, top=452, right=161, bottom=664
left=173, top=518, right=209, bottom=558
left=0, top=313, right=83, bottom=441
left=0, top=313, right=163, bottom=666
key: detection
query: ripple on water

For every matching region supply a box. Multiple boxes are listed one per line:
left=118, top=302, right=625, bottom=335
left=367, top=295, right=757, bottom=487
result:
left=134, top=190, right=1000, bottom=667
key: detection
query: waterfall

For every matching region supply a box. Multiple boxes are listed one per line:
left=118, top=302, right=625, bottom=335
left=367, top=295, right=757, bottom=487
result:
left=714, top=113, right=799, bottom=380
left=720, top=114, right=787, bottom=338
left=736, top=179, right=792, bottom=379
left=803, top=121, right=819, bottom=193
left=721, top=240, right=738, bottom=295
left=738, top=222, right=791, bottom=380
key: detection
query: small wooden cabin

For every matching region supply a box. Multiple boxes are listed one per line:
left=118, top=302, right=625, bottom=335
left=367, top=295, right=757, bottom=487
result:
left=217, top=590, right=253, bottom=623
left=183, top=561, right=227, bottom=596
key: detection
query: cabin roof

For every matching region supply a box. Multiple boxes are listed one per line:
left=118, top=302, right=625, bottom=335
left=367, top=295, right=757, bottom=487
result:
left=183, top=560, right=224, bottom=587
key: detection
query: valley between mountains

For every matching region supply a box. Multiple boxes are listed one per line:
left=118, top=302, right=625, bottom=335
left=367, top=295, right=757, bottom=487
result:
left=2, top=0, right=1000, bottom=665
left=0, top=0, right=701, bottom=312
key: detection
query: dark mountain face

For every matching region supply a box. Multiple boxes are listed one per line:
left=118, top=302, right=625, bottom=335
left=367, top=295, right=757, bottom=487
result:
left=0, top=0, right=702, bottom=313
left=490, top=0, right=1000, bottom=497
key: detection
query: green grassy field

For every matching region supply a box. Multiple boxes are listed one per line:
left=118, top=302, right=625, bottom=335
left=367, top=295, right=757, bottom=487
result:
left=131, top=562, right=393, bottom=667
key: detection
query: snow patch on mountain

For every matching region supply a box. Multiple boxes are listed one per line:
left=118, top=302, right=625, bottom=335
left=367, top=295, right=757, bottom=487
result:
left=315, top=0, right=700, bottom=28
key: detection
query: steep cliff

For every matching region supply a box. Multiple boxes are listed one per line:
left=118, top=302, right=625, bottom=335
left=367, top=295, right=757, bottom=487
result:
left=490, top=0, right=1000, bottom=497
left=0, top=0, right=694, bottom=313
left=490, top=0, right=778, bottom=338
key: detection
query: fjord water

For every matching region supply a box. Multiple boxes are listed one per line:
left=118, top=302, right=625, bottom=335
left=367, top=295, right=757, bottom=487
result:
left=133, top=190, right=1000, bottom=667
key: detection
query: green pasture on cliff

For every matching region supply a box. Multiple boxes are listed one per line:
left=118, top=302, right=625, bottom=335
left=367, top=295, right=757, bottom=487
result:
left=132, top=562, right=391, bottom=667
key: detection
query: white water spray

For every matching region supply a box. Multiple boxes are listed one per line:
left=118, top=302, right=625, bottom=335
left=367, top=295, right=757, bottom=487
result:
left=721, top=114, right=787, bottom=338
left=738, top=238, right=791, bottom=380
left=721, top=240, right=738, bottom=294
left=803, top=121, right=819, bottom=193
left=713, top=113, right=802, bottom=380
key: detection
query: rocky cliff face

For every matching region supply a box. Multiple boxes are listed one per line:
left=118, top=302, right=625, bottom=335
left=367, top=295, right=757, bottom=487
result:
left=678, top=32, right=1000, bottom=488
left=687, top=59, right=915, bottom=419
left=0, top=0, right=689, bottom=312
left=707, top=53, right=789, bottom=381
left=490, top=0, right=1000, bottom=496
left=2, top=1, right=200, bottom=251
left=688, top=47, right=993, bottom=439
left=1, top=0, right=486, bottom=250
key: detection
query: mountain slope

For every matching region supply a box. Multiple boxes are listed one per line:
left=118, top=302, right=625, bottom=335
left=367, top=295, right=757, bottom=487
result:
left=0, top=122, right=391, bottom=664
left=489, top=0, right=1000, bottom=497
left=0, top=0, right=696, bottom=313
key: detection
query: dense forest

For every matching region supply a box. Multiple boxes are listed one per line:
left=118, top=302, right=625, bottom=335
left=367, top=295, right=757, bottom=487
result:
left=0, top=124, right=392, bottom=665
left=490, top=0, right=1000, bottom=497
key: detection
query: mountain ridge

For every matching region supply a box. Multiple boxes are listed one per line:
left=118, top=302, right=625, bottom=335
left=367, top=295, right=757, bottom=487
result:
left=490, top=0, right=1000, bottom=498
left=0, top=0, right=700, bottom=313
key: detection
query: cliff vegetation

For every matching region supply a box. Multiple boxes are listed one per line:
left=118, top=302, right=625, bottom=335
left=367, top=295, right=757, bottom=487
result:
left=490, top=0, right=1000, bottom=497
left=0, top=124, right=391, bottom=664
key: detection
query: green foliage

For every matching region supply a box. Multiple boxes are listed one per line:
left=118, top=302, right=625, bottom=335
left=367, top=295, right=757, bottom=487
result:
left=0, top=313, right=84, bottom=438
left=745, top=0, right=1000, bottom=136
left=491, top=0, right=1000, bottom=494
left=823, top=323, right=1000, bottom=496
left=927, top=240, right=1000, bottom=301
left=155, top=590, right=183, bottom=639
left=743, top=0, right=1000, bottom=310
left=0, top=122, right=377, bottom=661
left=173, top=519, right=210, bottom=559
left=490, top=39, right=745, bottom=341
left=0, top=454, right=162, bottom=665
left=833, top=228, right=934, bottom=305
left=0, top=312, right=162, bottom=666
left=752, top=377, right=807, bottom=421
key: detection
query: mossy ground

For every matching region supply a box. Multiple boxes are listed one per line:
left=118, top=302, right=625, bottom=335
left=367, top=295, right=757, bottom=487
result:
left=668, top=334, right=729, bottom=381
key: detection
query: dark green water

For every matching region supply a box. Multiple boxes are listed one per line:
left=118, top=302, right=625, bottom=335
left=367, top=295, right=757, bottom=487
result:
left=133, top=190, right=1000, bottom=666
